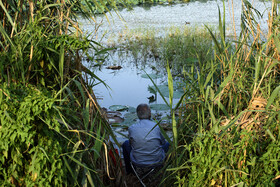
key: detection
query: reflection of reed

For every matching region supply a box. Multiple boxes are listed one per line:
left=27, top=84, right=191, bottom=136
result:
left=105, top=26, right=214, bottom=77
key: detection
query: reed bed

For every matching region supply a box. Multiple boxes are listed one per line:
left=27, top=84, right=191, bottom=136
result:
left=108, top=25, right=215, bottom=75
left=161, top=0, right=280, bottom=186
left=0, top=0, right=122, bottom=186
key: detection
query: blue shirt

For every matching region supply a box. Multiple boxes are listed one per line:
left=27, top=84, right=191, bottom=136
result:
left=128, top=119, right=166, bottom=166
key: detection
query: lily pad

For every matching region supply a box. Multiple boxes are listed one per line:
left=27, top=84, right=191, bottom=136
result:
left=124, top=112, right=138, bottom=120
left=148, top=86, right=157, bottom=95
left=127, top=106, right=137, bottom=113
left=119, top=117, right=138, bottom=126
left=149, top=84, right=184, bottom=99
left=141, top=73, right=163, bottom=79
left=150, top=104, right=170, bottom=111
left=173, top=90, right=185, bottom=99
left=109, top=105, right=129, bottom=111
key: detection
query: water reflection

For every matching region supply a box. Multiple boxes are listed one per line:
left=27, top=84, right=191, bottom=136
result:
left=82, top=0, right=271, bottom=109
left=93, top=51, right=168, bottom=108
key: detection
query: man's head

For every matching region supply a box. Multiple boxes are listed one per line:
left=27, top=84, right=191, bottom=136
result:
left=136, top=104, right=151, bottom=120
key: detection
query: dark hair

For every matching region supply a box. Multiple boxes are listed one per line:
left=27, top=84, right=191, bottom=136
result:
left=136, top=104, right=151, bottom=119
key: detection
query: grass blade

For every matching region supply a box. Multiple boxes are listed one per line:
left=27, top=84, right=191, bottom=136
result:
left=266, top=85, right=280, bottom=110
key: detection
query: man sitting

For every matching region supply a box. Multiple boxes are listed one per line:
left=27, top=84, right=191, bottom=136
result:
left=122, top=104, right=169, bottom=175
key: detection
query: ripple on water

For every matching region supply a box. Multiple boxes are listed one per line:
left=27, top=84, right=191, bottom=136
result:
left=80, top=0, right=270, bottom=43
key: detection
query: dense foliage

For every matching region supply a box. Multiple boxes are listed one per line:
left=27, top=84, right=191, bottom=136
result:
left=162, top=0, right=280, bottom=186
left=0, top=83, right=66, bottom=186
left=0, top=0, right=122, bottom=186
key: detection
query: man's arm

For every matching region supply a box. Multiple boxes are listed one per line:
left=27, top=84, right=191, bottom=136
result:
left=159, top=130, right=167, bottom=145
left=128, top=126, right=133, bottom=146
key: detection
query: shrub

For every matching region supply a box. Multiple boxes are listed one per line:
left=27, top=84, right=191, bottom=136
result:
left=0, top=83, right=66, bottom=186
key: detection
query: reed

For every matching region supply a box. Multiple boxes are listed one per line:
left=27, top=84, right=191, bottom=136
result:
left=162, top=0, right=280, bottom=186
left=111, top=25, right=215, bottom=75
left=0, top=0, right=122, bottom=186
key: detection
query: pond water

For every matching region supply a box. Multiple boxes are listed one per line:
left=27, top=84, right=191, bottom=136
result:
left=82, top=0, right=271, bottom=43
left=80, top=0, right=271, bottom=109
left=80, top=0, right=272, bottom=145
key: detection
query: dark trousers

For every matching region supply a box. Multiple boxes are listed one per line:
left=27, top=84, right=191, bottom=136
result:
left=121, top=140, right=170, bottom=174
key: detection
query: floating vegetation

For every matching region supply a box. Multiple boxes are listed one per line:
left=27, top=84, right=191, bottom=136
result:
left=119, top=112, right=139, bottom=126
left=109, top=104, right=129, bottom=111
left=148, top=82, right=185, bottom=99
left=127, top=106, right=137, bottom=113
left=150, top=104, right=170, bottom=111
left=99, top=1, right=280, bottom=186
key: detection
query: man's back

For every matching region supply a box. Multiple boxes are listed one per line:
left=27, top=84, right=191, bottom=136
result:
left=129, top=119, right=166, bottom=166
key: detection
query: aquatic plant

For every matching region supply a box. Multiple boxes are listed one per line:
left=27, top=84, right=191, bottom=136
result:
left=82, top=0, right=194, bottom=12
left=109, top=25, right=215, bottom=75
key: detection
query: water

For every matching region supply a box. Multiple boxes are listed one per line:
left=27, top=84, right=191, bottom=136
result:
left=80, top=0, right=272, bottom=150
left=80, top=0, right=271, bottom=109
left=81, top=0, right=271, bottom=44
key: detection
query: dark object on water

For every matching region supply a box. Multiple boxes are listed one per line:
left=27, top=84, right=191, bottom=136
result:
left=185, top=21, right=190, bottom=25
left=106, top=65, right=122, bottom=70
left=147, top=95, right=156, bottom=103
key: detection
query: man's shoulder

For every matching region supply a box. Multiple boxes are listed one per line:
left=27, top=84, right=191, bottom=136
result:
left=129, top=119, right=158, bottom=131
left=128, top=121, right=140, bottom=131
left=143, top=119, right=158, bottom=128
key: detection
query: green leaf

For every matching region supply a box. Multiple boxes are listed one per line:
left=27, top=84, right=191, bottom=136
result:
left=266, top=129, right=276, bottom=142
left=167, top=62, right=174, bottom=107
left=141, top=73, right=163, bottom=79
left=266, top=85, right=280, bottom=109
left=274, top=33, right=280, bottom=54
left=83, top=99, right=90, bottom=130
left=0, top=1, right=17, bottom=33
left=0, top=23, right=15, bottom=51
left=67, top=154, right=97, bottom=174
left=150, top=104, right=170, bottom=111
left=59, top=44, right=64, bottom=88
left=214, top=68, right=235, bottom=100
left=143, top=70, right=169, bottom=106
left=205, top=25, right=221, bottom=54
